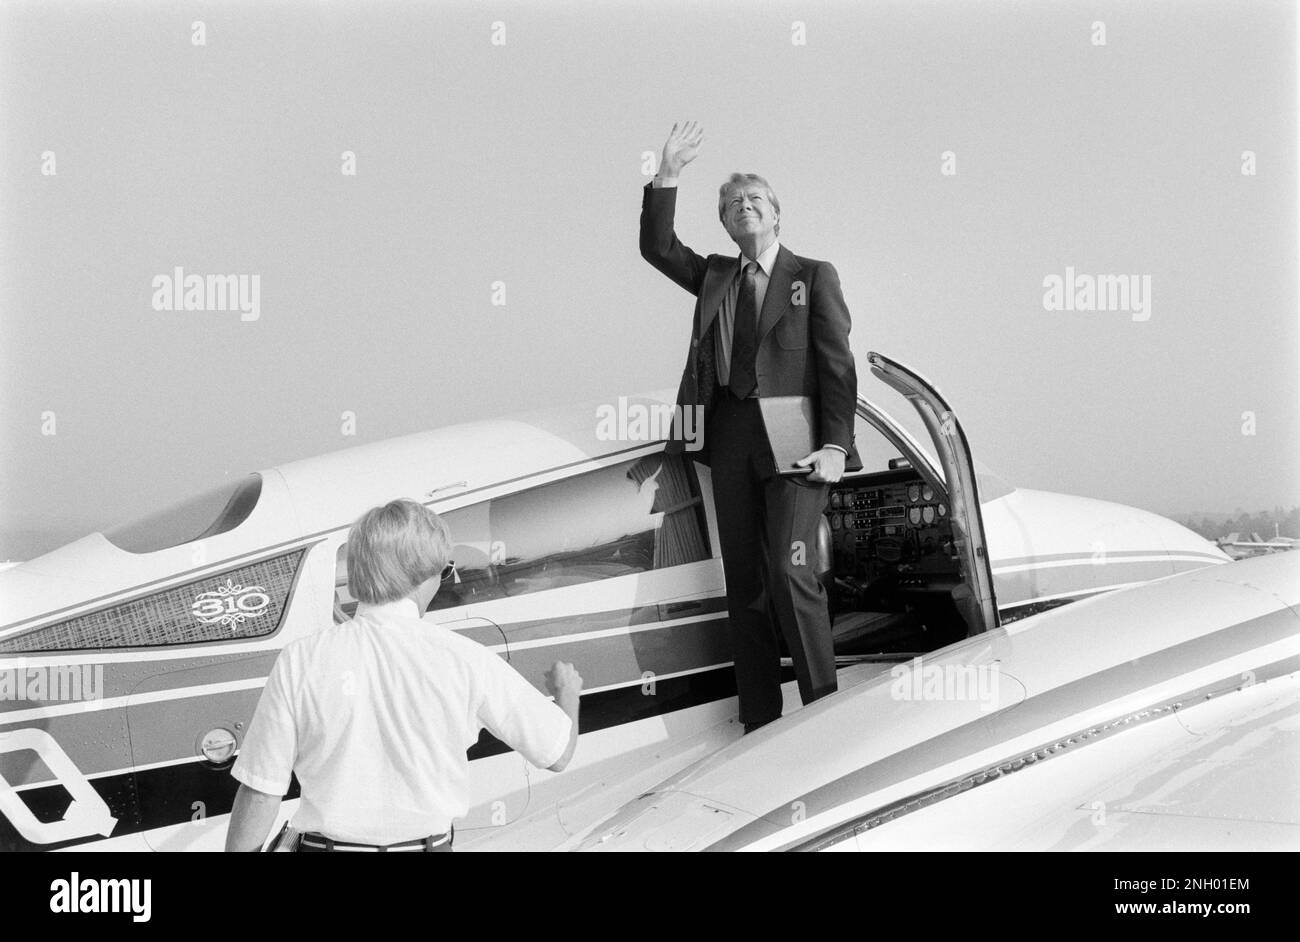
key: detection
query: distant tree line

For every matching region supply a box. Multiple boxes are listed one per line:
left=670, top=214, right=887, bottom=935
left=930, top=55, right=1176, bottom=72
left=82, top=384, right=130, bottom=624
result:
left=1179, top=506, right=1300, bottom=541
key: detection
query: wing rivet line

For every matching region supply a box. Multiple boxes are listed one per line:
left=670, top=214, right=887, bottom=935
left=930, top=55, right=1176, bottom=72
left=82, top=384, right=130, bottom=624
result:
left=791, top=674, right=1281, bottom=851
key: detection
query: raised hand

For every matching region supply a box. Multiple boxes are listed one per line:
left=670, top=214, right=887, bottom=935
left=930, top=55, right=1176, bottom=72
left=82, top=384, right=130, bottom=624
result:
left=660, top=121, right=705, bottom=177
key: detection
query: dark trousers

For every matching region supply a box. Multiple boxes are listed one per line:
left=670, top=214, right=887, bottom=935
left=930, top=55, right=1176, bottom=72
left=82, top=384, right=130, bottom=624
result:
left=707, top=390, right=837, bottom=725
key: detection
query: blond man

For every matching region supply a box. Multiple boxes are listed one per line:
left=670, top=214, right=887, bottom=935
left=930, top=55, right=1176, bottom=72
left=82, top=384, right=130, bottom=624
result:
left=225, top=498, right=581, bottom=852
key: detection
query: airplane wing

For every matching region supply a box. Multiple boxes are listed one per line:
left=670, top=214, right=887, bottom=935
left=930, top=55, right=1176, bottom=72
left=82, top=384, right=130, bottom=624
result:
left=571, top=552, right=1300, bottom=851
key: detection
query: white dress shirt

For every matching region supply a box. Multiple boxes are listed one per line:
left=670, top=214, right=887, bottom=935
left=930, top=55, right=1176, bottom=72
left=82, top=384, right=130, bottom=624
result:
left=232, top=597, right=571, bottom=844
left=715, top=239, right=780, bottom=388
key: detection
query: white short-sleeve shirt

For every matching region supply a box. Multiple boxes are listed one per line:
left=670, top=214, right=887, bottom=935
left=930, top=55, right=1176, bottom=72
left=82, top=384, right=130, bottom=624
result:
left=232, top=597, right=572, bottom=844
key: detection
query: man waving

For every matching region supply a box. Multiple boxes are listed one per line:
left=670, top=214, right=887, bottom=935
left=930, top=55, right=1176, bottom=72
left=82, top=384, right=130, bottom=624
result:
left=640, top=121, right=860, bottom=732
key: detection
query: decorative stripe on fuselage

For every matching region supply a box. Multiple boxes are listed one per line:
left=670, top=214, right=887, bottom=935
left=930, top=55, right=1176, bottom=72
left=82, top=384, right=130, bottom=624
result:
left=992, top=555, right=1221, bottom=607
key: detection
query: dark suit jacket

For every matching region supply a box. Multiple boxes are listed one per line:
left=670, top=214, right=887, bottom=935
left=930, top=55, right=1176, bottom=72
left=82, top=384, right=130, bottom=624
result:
left=639, top=181, right=860, bottom=469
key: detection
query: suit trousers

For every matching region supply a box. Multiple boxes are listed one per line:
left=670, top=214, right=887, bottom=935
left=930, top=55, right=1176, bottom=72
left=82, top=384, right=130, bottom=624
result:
left=707, top=389, right=838, bottom=725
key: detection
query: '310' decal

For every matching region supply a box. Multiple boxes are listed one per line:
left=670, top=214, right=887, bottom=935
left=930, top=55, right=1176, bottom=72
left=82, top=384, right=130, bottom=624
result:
left=191, top=579, right=271, bottom=631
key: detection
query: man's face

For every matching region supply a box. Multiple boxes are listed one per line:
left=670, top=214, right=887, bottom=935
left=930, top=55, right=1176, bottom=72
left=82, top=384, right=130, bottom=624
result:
left=721, top=184, right=779, bottom=246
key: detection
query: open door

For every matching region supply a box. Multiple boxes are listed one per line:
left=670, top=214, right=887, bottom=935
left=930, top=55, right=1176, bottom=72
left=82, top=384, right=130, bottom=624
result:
left=866, top=353, right=999, bottom=635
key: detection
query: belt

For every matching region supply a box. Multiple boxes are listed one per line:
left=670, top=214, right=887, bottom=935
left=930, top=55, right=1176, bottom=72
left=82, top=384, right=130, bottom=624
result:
left=300, top=831, right=451, bottom=852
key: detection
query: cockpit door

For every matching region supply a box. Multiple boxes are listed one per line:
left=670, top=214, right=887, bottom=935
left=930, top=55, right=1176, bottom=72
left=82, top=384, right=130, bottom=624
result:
left=867, top=353, right=999, bottom=634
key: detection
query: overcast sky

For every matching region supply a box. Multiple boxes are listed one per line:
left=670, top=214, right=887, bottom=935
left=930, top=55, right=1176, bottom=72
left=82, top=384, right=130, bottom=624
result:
left=1, top=0, right=1296, bottom=560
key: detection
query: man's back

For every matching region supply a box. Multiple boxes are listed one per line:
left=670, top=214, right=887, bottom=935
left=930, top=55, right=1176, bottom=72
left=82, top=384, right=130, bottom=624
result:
left=234, top=598, right=571, bottom=844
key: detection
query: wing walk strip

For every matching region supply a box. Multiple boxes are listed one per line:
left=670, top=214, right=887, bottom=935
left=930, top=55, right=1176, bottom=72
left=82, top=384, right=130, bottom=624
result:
left=704, top=606, right=1300, bottom=851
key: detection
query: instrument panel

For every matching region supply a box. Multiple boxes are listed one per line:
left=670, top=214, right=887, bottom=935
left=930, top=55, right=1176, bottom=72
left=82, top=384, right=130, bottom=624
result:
left=825, top=470, right=955, bottom=584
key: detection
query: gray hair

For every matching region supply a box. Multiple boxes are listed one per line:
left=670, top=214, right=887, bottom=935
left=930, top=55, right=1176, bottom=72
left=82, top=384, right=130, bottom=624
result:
left=346, top=499, right=452, bottom=605
left=717, top=172, right=781, bottom=236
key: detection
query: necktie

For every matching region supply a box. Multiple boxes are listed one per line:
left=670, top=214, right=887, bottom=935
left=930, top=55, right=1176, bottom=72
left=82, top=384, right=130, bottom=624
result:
left=728, top=261, right=759, bottom=398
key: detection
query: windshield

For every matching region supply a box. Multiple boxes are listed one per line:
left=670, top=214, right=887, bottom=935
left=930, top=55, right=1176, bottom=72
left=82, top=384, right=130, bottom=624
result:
left=105, top=473, right=262, bottom=553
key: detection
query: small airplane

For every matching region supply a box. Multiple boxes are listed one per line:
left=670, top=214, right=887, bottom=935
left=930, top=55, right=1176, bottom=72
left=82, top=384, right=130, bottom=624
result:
left=0, top=353, right=1234, bottom=851
left=1216, top=531, right=1297, bottom=558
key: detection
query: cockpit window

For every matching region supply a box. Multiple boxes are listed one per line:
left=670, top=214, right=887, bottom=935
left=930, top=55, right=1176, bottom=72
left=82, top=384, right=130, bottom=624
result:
left=105, top=473, right=262, bottom=553
left=332, top=452, right=711, bottom=620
